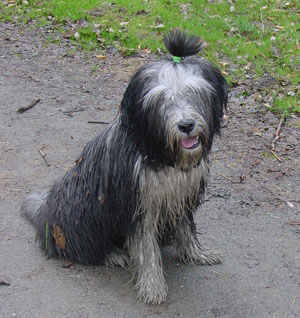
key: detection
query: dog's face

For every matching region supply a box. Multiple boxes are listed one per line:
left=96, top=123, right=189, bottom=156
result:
left=121, top=58, right=227, bottom=169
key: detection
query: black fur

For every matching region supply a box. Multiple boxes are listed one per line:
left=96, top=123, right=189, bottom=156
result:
left=163, top=29, right=202, bottom=57
left=21, top=30, right=228, bottom=303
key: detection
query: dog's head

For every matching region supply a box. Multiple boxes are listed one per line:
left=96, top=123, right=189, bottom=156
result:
left=121, top=30, right=228, bottom=170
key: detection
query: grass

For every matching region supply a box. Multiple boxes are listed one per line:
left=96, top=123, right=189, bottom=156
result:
left=1, top=0, right=299, bottom=116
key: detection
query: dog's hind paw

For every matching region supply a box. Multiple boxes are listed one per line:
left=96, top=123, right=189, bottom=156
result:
left=104, top=249, right=129, bottom=268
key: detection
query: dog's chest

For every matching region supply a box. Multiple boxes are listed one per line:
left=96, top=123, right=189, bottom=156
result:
left=138, top=160, right=209, bottom=220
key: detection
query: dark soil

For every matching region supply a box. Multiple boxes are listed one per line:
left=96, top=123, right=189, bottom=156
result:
left=1, top=22, right=299, bottom=318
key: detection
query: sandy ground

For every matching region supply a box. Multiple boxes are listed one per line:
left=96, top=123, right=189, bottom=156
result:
left=0, top=23, right=299, bottom=317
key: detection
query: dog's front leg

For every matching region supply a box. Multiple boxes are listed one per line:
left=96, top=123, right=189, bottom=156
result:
left=128, top=216, right=167, bottom=304
left=175, top=211, right=222, bottom=265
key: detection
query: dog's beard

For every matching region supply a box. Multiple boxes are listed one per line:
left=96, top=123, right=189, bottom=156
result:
left=166, top=112, right=210, bottom=170
left=168, top=129, right=209, bottom=170
left=171, top=139, right=203, bottom=169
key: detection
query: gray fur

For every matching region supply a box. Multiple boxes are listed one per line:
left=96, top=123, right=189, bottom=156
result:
left=21, top=189, right=49, bottom=225
left=20, top=30, right=228, bottom=304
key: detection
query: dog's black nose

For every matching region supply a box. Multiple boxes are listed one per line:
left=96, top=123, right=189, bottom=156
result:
left=178, top=119, right=195, bottom=133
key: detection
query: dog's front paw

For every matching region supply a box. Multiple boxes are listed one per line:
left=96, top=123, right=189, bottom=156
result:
left=135, top=274, right=168, bottom=304
left=178, top=244, right=223, bottom=265
left=178, top=241, right=222, bottom=265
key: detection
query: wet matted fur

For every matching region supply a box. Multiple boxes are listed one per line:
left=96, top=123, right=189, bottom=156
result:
left=21, top=30, right=228, bottom=304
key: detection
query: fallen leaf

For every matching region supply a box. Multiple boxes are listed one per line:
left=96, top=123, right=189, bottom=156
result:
left=95, top=55, right=107, bottom=60
left=53, top=224, right=66, bottom=249
left=286, top=201, right=294, bottom=208
left=153, top=23, right=164, bottom=30
left=220, top=61, right=229, bottom=67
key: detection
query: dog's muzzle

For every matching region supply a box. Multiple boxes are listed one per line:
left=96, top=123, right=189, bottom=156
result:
left=178, top=119, right=195, bottom=134
left=178, top=119, right=201, bottom=150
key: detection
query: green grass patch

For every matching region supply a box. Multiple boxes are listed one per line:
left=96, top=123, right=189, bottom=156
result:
left=1, top=0, right=299, bottom=116
left=272, top=95, right=300, bottom=117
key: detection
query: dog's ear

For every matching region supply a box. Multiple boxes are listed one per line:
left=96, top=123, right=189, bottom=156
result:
left=199, top=62, right=228, bottom=135
left=120, top=67, right=147, bottom=117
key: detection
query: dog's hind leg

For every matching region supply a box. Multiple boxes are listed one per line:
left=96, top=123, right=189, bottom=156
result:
left=175, top=212, right=222, bottom=265
left=104, top=248, right=129, bottom=268
left=127, top=218, right=168, bottom=304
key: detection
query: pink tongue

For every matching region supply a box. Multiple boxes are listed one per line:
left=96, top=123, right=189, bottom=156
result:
left=180, top=137, right=198, bottom=149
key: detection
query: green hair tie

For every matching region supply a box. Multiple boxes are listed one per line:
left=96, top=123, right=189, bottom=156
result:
left=173, top=56, right=181, bottom=63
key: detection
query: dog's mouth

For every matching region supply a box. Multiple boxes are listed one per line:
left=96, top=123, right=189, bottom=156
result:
left=180, top=136, right=200, bottom=149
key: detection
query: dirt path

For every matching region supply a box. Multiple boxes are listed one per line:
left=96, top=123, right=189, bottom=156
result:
left=1, top=23, right=299, bottom=318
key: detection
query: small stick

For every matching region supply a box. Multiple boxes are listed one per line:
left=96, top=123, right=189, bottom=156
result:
left=271, top=117, right=285, bottom=151
left=0, top=279, right=10, bottom=286
left=271, top=150, right=282, bottom=162
left=62, top=107, right=87, bottom=114
left=38, top=148, right=50, bottom=167
left=216, top=172, right=240, bottom=184
left=87, top=120, right=110, bottom=124
left=16, top=98, right=40, bottom=113
left=284, top=221, right=300, bottom=226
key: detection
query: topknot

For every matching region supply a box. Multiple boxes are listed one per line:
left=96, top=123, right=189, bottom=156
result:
left=163, top=29, right=202, bottom=58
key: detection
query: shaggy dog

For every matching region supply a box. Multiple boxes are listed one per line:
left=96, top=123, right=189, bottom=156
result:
left=21, top=30, right=228, bottom=304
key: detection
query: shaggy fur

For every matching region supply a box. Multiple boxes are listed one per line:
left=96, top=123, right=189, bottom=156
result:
left=21, top=30, right=228, bottom=304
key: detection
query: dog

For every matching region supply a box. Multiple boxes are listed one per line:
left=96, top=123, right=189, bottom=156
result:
left=21, top=30, right=228, bottom=304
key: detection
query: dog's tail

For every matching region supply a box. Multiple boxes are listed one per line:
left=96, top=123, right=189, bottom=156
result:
left=21, top=189, right=49, bottom=225
left=163, top=29, right=201, bottom=58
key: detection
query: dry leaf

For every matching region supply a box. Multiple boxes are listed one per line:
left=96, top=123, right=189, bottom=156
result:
left=220, top=61, right=229, bottom=67
left=286, top=201, right=294, bottom=208
left=53, top=224, right=66, bottom=249
left=153, top=23, right=164, bottom=30
left=95, top=55, right=107, bottom=60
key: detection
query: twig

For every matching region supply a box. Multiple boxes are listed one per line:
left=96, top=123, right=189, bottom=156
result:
left=16, top=98, right=40, bottom=113
left=38, top=148, right=50, bottom=167
left=284, top=221, right=300, bottom=226
left=271, top=117, right=285, bottom=151
left=271, top=150, right=282, bottom=162
left=87, top=120, right=110, bottom=124
left=216, top=172, right=240, bottom=184
left=0, top=279, right=10, bottom=286
left=62, top=107, right=88, bottom=115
